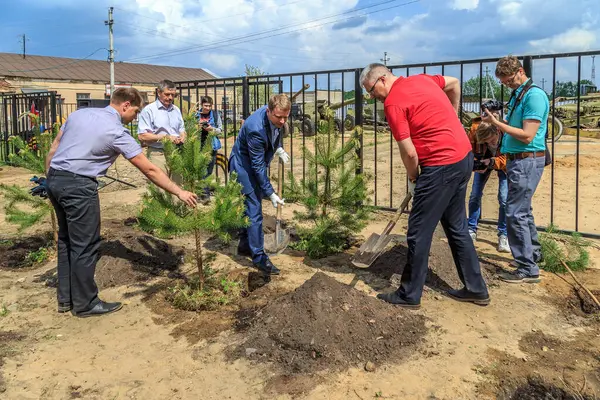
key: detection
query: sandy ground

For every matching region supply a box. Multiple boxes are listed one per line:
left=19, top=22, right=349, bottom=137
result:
left=0, top=137, right=599, bottom=400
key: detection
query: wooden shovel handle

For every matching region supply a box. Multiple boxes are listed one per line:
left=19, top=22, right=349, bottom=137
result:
left=380, top=192, right=412, bottom=237
left=277, top=160, right=283, bottom=220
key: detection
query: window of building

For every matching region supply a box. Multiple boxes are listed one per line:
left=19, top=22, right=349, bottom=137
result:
left=76, top=93, right=91, bottom=100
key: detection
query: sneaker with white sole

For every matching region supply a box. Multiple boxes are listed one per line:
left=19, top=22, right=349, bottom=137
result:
left=497, top=235, right=510, bottom=253
left=499, top=270, right=541, bottom=284
left=469, top=230, right=477, bottom=241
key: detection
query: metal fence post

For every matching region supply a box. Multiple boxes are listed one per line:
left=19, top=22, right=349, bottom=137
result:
left=242, top=77, right=250, bottom=119
left=354, top=69, right=364, bottom=176
left=523, top=55, right=533, bottom=78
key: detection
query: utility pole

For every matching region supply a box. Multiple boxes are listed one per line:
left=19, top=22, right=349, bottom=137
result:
left=540, top=78, right=546, bottom=91
left=484, top=66, right=490, bottom=98
left=20, top=34, right=27, bottom=59
left=592, top=55, right=596, bottom=86
left=105, top=7, right=115, bottom=96
left=380, top=51, right=390, bottom=66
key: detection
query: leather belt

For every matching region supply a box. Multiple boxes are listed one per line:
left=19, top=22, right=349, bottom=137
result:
left=507, top=151, right=545, bottom=160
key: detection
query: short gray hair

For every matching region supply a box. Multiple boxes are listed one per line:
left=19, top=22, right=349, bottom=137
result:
left=359, top=63, right=391, bottom=87
left=157, top=79, right=176, bottom=92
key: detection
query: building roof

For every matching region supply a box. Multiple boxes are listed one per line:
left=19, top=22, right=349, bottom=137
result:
left=0, top=52, right=215, bottom=84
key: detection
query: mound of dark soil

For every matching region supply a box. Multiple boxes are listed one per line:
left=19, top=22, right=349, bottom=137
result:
left=508, top=377, right=594, bottom=400
left=95, top=222, right=185, bottom=287
left=232, top=272, right=426, bottom=374
left=0, top=235, right=52, bottom=269
left=369, top=229, right=499, bottom=291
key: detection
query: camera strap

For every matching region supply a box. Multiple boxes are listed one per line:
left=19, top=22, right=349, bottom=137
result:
left=506, top=79, right=535, bottom=122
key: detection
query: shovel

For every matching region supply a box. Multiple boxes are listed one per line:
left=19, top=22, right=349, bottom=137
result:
left=264, top=160, right=290, bottom=255
left=351, top=192, right=412, bottom=269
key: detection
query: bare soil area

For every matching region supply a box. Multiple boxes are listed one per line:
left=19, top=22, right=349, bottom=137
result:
left=1, top=149, right=599, bottom=399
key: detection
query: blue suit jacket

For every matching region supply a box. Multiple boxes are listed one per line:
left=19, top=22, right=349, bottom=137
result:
left=229, top=106, right=282, bottom=196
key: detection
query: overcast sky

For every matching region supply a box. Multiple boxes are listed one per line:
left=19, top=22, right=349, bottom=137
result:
left=1, top=0, right=598, bottom=90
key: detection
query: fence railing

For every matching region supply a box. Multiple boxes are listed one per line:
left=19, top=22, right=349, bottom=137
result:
left=174, top=50, right=600, bottom=238
left=2, top=50, right=599, bottom=238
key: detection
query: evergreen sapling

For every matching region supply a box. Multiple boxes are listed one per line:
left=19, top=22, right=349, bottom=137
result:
left=285, top=106, right=372, bottom=258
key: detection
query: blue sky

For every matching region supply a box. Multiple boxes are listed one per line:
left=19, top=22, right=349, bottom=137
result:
left=1, top=0, right=598, bottom=90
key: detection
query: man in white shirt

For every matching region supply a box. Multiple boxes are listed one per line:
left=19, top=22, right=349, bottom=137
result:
left=138, top=80, right=187, bottom=176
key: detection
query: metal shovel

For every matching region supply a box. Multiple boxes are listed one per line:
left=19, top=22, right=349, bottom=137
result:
left=351, top=192, right=412, bottom=268
left=264, top=160, right=290, bottom=255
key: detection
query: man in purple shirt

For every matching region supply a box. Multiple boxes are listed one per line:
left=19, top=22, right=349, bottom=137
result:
left=46, top=88, right=197, bottom=318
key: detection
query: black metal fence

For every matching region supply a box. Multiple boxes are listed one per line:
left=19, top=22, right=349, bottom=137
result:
left=1, top=50, right=598, bottom=237
left=174, top=50, right=600, bottom=238
left=0, top=91, right=61, bottom=162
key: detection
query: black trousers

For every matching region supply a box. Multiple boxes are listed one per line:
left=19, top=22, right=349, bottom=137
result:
left=397, top=152, right=489, bottom=303
left=47, top=168, right=101, bottom=312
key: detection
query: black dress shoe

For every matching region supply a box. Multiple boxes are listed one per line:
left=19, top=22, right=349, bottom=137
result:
left=253, top=259, right=280, bottom=275
left=376, top=292, right=421, bottom=309
left=73, top=301, right=122, bottom=318
left=446, top=288, right=490, bottom=306
left=57, top=302, right=72, bottom=313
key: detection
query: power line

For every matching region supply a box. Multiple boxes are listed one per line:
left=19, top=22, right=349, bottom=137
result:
left=123, top=0, right=419, bottom=63
left=126, top=26, right=348, bottom=63
left=7, top=48, right=108, bottom=73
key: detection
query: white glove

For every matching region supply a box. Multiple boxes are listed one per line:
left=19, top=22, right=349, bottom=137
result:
left=269, top=193, right=285, bottom=208
left=275, top=147, right=290, bottom=164
left=408, top=179, right=416, bottom=197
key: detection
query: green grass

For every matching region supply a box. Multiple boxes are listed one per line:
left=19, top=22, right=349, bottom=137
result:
left=0, top=304, right=10, bottom=317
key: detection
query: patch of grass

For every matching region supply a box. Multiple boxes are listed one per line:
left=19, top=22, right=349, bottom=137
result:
left=0, top=304, right=9, bottom=317
left=24, top=246, right=49, bottom=266
left=166, top=253, right=244, bottom=311
left=540, top=225, right=590, bottom=273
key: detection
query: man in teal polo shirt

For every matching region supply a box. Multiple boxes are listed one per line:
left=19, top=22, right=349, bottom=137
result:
left=482, top=55, right=549, bottom=284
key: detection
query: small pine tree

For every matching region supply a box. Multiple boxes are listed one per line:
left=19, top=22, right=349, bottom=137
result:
left=138, top=111, right=248, bottom=291
left=540, top=224, right=590, bottom=273
left=0, top=113, right=59, bottom=242
left=285, top=106, right=372, bottom=258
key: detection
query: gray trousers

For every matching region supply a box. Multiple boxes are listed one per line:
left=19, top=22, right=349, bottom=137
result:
left=47, top=169, right=101, bottom=312
left=506, top=155, right=545, bottom=276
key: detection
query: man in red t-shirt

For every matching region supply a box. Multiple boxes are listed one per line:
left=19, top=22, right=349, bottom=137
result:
left=360, top=63, right=489, bottom=309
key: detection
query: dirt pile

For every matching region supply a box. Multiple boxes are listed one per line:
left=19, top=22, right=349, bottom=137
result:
left=232, top=272, right=426, bottom=374
left=94, top=221, right=185, bottom=288
left=369, top=229, right=499, bottom=291
left=480, top=330, right=600, bottom=399
left=0, top=235, right=52, bottom=269
left=506, top=377, right=596, bottom=400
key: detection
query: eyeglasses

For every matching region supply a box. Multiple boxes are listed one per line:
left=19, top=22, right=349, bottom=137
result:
left=499, top=71, right=520, bottom=86
left=368, top=75, right=385, bottom=94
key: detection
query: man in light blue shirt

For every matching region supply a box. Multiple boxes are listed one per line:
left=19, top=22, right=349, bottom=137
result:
left=138, top=80, right=187, bottom=176
left=45, top=88, right=197, bottom=318
left=482, top=56, right=549, bottom=284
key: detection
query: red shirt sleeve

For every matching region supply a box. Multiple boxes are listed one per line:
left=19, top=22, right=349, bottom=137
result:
left=426, top=74, right=445, bottom=89
left=385, top=105, right=410, bottom=141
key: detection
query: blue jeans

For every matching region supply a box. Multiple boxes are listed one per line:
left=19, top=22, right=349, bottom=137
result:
left=506, top=155, right=545, bottom=276
left=468, top=169, right=508, bottom=237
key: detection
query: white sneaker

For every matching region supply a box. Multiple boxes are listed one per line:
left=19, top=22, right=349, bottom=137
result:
left=498, top=235, right=510, bottom=253
left=469, top=230, right=477, bottom=241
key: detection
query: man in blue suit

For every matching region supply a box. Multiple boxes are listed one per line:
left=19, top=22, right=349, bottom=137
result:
left=229, top=94, right=291, bottom=275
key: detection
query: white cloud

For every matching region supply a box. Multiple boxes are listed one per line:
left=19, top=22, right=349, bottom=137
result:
left=112, top=0, right=600, bottom=80
left=451, top=0, right=479, bottom=11
left=529, top=28, right=597, bottom=53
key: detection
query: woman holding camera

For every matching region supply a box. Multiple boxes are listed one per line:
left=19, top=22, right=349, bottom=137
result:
left=468, top=116, right=510, bottom=253
left=195, top=96, right=223, bottom=179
